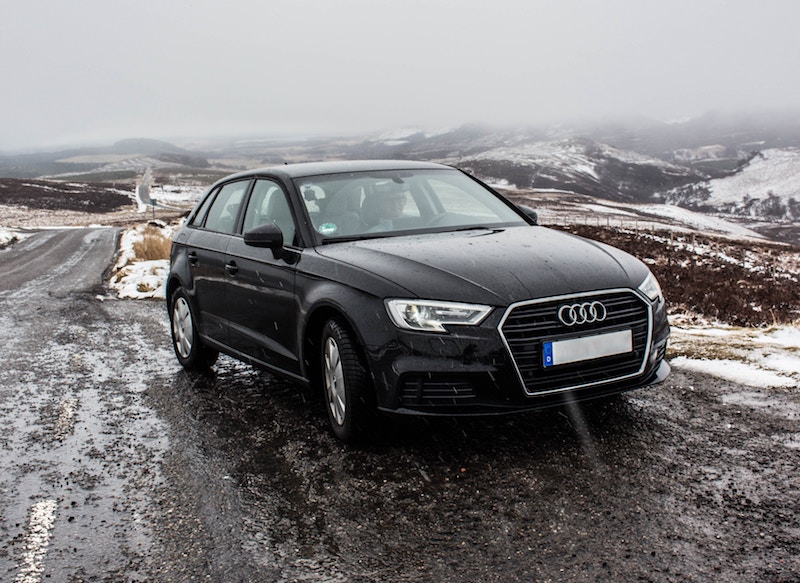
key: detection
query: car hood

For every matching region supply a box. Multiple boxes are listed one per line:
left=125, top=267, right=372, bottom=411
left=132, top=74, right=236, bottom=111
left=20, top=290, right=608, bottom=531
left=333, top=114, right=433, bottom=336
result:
left=314, top=226, right=650, bottom=305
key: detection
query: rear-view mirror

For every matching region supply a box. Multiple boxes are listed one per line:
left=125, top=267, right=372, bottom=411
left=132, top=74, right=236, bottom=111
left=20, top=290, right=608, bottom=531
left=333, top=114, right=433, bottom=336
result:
left=244, top=223, right=284, bottom=248
left=518, top=204, right=539, bottom=225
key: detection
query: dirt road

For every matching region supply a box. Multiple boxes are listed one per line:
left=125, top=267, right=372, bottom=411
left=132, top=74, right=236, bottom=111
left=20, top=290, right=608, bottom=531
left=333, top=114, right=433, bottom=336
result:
left=0, top=229, right=798, bottom=582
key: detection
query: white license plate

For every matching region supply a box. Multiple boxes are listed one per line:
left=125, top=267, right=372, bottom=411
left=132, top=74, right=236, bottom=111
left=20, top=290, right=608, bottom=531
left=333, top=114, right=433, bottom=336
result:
left=543, top=329, right=633, bottom=368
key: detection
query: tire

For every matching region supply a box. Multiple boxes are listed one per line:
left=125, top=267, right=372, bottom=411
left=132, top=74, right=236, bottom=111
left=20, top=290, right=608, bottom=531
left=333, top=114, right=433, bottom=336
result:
left=169, top=287, right=218, bottom=371
left=320, top=319, right=374, bottom=442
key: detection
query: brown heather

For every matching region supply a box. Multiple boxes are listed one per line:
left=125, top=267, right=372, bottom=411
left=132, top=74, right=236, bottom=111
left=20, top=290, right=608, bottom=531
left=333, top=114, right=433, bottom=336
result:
left=132, top=225, right=172, bottom=261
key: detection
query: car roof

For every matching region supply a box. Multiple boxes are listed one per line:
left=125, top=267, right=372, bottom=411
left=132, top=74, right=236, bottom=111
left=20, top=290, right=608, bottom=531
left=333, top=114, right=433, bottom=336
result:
left=220, top=159, right=452, bottom=182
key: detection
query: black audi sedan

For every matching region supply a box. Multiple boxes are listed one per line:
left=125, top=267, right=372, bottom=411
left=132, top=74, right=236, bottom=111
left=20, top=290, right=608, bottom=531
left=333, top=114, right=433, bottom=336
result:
left=167, top=160, right=670, bottom=441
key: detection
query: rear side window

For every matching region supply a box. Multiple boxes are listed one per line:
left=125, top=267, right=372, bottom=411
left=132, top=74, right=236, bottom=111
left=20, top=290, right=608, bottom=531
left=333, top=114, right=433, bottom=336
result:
left=203, top=180, right=250, bottom=234
left=189, top=188, right=217, bottom=226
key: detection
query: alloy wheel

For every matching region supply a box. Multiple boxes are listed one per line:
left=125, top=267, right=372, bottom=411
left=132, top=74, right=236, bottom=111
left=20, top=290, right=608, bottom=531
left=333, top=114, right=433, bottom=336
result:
left=172, top=296, right=193, bottom=359
left=323, top=336, right=346, bottom=426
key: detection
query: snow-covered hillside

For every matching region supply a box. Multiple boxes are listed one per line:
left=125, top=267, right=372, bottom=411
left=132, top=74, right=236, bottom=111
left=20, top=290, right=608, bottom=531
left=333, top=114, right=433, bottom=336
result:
left=704, top=149, right=800, bottom=218
left=462, top=139, right=672, bottom=175
left=662, top=148, right=800, bottom=221
left=456, top=138, right=703, bottom=203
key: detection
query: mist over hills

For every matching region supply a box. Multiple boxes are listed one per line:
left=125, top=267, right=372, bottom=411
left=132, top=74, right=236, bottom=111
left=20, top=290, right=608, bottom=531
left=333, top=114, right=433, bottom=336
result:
left=0, top=138, right=205, bottom=179
left=1, top=110, right=799, bottom=225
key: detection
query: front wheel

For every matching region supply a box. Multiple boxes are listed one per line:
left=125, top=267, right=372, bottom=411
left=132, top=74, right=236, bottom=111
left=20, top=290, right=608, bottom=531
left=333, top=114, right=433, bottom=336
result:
left=321, top=319, right=374, bottom=442
left=169, top=287, right=218, bottom=371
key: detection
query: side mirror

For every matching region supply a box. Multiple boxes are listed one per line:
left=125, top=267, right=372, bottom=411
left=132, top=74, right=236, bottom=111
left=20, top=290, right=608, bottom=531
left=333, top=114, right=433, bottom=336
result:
left=518, top=205, right=539, bottom=225
left=244, top=223, right=284, bottom=248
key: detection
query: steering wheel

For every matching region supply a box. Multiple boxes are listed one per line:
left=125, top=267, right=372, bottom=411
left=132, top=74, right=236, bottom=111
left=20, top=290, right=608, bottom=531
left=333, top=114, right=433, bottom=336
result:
left=426, top=212, right=452, bottom=226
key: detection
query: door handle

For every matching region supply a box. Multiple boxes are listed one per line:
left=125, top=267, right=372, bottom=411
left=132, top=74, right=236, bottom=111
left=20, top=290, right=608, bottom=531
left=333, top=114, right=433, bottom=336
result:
left=188, top=251, right=198, bottom=265
left=225, top=261, right=239, bottom=276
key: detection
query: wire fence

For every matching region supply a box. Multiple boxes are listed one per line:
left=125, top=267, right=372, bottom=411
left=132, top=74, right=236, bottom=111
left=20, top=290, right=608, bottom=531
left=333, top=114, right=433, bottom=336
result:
left=537, top=210, right=669, bottom=234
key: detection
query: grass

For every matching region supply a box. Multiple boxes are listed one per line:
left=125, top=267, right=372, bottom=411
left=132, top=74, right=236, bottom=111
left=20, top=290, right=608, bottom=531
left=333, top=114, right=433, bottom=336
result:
left=132, top=224, right=172, bottom=260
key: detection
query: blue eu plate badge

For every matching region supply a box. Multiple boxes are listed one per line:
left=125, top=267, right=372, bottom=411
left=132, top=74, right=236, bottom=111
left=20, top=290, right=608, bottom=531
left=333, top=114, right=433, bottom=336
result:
left=543, top=342, right=555, bottom=368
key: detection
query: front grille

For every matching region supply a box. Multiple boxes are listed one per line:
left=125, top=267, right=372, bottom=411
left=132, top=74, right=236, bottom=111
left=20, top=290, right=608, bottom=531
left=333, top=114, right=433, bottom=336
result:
left=499, top=290, right=651, bottom=396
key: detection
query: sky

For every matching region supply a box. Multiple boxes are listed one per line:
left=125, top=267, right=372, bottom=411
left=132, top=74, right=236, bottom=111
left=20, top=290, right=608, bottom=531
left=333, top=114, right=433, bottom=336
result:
left=2, top=0, right=800, bottom=152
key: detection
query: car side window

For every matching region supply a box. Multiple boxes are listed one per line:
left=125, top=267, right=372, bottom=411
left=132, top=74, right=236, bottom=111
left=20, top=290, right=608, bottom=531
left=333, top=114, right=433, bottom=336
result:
left=189, top=187, right=217, bottom=227
left=203, top=180, right=250, bottom=234
left=242, top=179, right=297, bottom=246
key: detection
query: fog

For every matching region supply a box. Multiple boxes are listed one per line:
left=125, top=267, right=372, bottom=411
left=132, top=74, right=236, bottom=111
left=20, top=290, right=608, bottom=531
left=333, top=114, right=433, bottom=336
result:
left=2, top=0, right=799, bottom=151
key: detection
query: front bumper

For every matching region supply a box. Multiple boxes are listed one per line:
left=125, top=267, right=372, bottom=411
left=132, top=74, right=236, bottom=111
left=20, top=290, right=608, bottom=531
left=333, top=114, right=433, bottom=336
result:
left=381, top=358, right=671, bottom=417
left=368, top=289, right=670, bottom=416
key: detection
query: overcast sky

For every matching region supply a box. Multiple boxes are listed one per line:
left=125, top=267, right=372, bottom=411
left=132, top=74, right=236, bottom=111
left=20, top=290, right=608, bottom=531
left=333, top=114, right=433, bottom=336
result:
left=2, top=0, right=799, bottom=151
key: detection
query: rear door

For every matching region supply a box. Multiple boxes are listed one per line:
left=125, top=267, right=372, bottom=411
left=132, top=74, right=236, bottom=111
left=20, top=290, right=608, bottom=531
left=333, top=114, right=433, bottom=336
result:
left=225, top=178, right=302, bottom=376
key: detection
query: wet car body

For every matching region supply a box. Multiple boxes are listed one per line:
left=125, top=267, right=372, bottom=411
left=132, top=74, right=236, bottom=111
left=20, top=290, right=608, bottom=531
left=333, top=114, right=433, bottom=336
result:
left=167, top=160, right=670, bottom=440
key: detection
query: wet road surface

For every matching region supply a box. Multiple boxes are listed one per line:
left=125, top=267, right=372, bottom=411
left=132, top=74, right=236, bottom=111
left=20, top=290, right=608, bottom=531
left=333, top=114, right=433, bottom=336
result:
left=0, top=228, right=798, bottom=582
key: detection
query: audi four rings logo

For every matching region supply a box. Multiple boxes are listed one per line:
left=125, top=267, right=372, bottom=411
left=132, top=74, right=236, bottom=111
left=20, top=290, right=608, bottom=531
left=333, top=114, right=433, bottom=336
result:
left=557, top=301, right=608, bottom=326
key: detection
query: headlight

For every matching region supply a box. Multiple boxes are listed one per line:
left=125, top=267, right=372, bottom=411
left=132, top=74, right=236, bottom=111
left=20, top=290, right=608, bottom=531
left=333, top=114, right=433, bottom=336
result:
left=638, top=271, right=663, bottom=303
left=385, top=299, right=492, bottom=333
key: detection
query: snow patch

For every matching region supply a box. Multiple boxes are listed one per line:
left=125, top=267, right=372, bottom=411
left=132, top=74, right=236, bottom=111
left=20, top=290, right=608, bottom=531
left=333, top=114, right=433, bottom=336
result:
left=111, top=260, right=169, bottom=299
left=0, top=227, right=17, bottom=248
left=754, top=326, right=800, bottom=349
left=670, top=322, right=800, bottom=389
left=671, top=356, right=796, bottom=389
left=634, top=204, right=765, bottom=239
left=109, top=221, right=180, bottom=300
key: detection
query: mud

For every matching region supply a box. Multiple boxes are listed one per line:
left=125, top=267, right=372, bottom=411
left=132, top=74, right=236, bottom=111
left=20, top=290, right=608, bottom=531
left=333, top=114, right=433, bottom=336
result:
left=143, top=358, right=800, bottom=582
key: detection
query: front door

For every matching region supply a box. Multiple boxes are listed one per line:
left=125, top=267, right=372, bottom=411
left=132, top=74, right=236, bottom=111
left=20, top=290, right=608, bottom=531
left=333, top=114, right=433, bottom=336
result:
left=225, top=178, right=301, bottom=376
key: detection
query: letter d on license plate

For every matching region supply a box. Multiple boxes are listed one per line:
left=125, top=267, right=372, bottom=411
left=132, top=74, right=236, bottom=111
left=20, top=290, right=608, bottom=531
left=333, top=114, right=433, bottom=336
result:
left=543, top=329, right=632, bottom=368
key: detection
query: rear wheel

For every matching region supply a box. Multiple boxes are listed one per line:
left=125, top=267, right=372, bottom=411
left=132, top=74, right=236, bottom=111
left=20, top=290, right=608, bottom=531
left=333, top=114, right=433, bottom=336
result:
left=321, top=319, right=373, bottom=442
left=170, top=287, right=218, bottom=370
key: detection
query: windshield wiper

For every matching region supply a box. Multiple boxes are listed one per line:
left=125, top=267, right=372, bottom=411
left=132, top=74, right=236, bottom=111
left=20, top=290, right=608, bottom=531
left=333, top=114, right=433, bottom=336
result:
left=320, top=235, right=376, bottom=244
left=449, top=225, right=505, bottom=234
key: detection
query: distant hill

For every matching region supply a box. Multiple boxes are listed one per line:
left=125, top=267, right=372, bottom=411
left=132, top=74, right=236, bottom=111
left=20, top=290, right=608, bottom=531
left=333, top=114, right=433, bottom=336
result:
left=109, top=138, right=190, bottom=155
left=665, top=148, right=800, bottom=220
left=335, top=111, right=800, bottom=218
left=2, top=110, right=799, bottom=223
left=0, top=138, right=209, bottom=180
left=455, top=138, right=706, bottom=203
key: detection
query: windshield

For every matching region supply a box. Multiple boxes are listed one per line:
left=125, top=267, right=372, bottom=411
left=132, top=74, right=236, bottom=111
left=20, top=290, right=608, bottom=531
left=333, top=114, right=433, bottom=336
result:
left=295, top=168, right=527, bottom=241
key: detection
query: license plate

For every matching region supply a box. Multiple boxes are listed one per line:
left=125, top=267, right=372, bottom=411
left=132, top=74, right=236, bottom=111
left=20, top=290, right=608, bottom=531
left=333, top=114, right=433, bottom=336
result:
left=543, top=329, right=633, bottom=368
